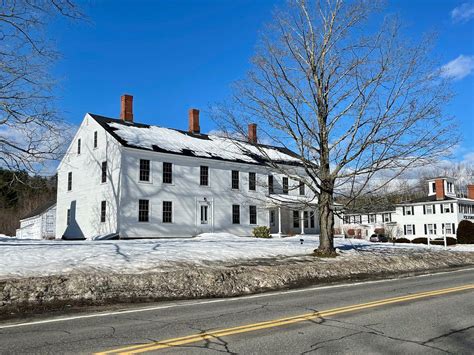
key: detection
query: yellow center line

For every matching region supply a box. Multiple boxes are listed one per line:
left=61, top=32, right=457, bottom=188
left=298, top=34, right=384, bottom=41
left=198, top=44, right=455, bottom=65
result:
left=96, top=283, right=474, bottom=354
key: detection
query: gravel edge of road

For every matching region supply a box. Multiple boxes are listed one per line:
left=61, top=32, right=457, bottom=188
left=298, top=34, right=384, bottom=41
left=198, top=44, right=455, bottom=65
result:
left=1, top=249, right=474, bottom=319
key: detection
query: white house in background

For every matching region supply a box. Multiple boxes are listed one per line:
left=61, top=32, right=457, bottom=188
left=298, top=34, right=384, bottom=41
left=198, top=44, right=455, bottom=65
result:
left=56, top=94, right=334, bottom=240
left=16, top=200, right=56, bottom=239
left=342, top=209, right=396, bottom=239
left=392, top=177, right=474, bottom=240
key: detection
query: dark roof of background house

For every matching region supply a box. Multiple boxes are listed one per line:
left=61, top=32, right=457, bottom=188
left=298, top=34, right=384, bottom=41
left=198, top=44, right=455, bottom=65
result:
left=21, top=200, right=56, bottom=220
left=90, top=114, right=302, bottom=166
left=399, top=195, right=457, bottom=204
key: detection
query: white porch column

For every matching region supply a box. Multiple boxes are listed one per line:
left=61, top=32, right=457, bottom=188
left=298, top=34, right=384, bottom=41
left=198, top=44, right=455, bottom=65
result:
left=300, top=210, right=305, bottom=235
left=278, top=206, right=282, bottom=237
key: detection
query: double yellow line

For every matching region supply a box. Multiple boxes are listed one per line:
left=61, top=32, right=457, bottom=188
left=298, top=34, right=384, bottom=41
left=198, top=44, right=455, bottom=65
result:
left=97, top=283, right=474, bottom=354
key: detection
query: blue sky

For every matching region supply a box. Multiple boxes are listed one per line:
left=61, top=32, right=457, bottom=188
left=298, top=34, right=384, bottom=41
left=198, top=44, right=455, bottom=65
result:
left=50, top=0, right=474, bottom=161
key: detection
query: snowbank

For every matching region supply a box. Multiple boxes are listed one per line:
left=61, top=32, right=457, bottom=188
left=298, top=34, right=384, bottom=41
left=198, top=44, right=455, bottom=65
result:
left=1, top=234, right=474, bottom=279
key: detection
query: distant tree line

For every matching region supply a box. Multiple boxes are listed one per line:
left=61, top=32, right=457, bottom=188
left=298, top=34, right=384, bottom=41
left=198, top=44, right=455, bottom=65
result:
left=0, top=169, right=56, bottom=236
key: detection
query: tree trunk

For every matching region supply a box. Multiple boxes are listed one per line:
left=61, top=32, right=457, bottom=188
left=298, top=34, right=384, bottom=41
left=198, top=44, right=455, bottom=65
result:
left=316, top=179, right=336, bottom=256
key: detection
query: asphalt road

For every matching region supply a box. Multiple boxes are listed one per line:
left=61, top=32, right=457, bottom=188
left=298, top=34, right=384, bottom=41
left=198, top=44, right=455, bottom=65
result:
left=1, top=268, right=473, bottom=354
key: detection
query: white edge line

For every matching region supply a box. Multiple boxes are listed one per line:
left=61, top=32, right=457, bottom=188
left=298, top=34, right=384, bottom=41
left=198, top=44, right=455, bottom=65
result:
left=0, top=267, right=473, bottom=330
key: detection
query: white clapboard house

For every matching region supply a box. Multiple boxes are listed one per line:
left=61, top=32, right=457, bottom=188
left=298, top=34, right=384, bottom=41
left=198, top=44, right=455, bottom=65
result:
left=16, top=200, right=56, bottom=239
left=342, top=209, right=396, bottom=239
left=56, top=95, right=331, bottom=240
left=392, top=177, right=474, bottom=240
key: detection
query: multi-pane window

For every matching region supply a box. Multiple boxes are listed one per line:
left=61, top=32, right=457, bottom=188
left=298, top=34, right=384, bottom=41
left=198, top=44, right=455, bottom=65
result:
left=310, top=212, right=315, bottom=228
left=268, top=175, right=274, bottom=194
left=101, top=161, right=107, bottom=183
left=139, top=159, right=150, bottom=182
left=67, top=209, right=71, bottom=225
left=67, top=172, right=72, bottom=191
left=382, top=213, right=391, bottom=222
left=425, top=205, right=435, bottom=214
left=405, top=224, right=414, bottom=235
left=403, top=206, right=414, bottom=215
left=231, top=170, right=239, bottom=190
left=77, top=139, right=81, bottom=154
left=249, top=205, right=257, bottom=224
left=200, top=166, right=209, bottom=186
left=444, top=223, right=452, bottom=234
left=293, top=210, right=300, bottom=228
left=163, top=162, right=172, bottom=184
left=447, top=182, right=454, bottom=193
left=138, top=199, right=149, bottom=222
left=200, top=205, right=209, bottom=224
left=426, top=223, right=437, bottom=235
left=304, top=211, right=309, bottom=228
left=369, top=214, right=376, bottom=223
left=232, top=204, right=240, bottom=224
left=249, top=172, right=256, bottom=191
left=100, top=201, right=106, bottom=223
left=93, top=131, right=98, bottom=148
left=441, top=203, right=453, bottom=213
left=162, top=201, right=172, bottom=223
left=283, top=177, right=289, bottom=194
left=299, top=182, right=305, bottom=195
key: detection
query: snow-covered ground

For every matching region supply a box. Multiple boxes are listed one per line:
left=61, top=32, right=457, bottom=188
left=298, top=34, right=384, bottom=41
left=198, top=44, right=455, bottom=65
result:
left=0, top=233, right=473, bottom=279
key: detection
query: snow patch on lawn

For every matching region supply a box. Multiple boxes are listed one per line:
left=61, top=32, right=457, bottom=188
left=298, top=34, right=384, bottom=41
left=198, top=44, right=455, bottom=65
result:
left=0, top=234, right=473, bottom=279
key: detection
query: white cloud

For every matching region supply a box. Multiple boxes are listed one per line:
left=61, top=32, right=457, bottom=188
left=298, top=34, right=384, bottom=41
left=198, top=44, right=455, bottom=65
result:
left=440, top=55, right=474, bottom=80
left=451, top=2, right=474, bottom=23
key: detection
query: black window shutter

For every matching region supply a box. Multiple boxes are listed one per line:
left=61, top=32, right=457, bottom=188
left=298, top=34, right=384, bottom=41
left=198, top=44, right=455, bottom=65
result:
left=424, top=224, right=427, bottom=235
left=423, top=205, right=426, bottom=214
left=413, top=225, right=416, bottom=234
left=433, top=205, right=436, bottom=214
left=440, top=204, right=443, bottom=214
left=403, top=207, right=405, bottom=216
left=404, top=225, right=407, bottom=235
left=450, top=203, right=454, bottom=213
left=412, top=206, right=415, bottom=215
left=452, top=223, right=456, bottom=234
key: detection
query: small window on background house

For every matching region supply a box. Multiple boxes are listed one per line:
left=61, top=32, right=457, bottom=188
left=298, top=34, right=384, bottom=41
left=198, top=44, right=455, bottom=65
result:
left=77, top=139, right=81, bottom=154
left=405, top=224, right=413, bottom=235
left=163, top=162, right=172, bottom=183
left=249, top=205, right=257, bottom=224
left=139, top=159, right=150, bottom=182
left=249, top=172, right=256, bottom=191
left=299, top=182, right=305, bottom=195
left=101, top=161, right=107, bottom=183
left=268, top=175, right=274, bottom=194
left=231, top=170, right=239, bottom=189
left=100, top=201, right=106, bottom=223
left=425, top=205, right=433, bottom=214
left=232, top=204, right=240, bottom=224
left=283, top=177, right=289, bottom=194
left=162, top=201, right=172, bottom=223
left=293, top=210, right=300, bottom=228
left=200, top=166, right=209, bottom=186
left=427, top=223, right=436, bottom=235
left=444, top=223, right=452, bottom=234
left=93, top=131, right=98, bottom=148
left=67, top=172, right=72, bottom=191
left=138, top=199, right=149, bottom=222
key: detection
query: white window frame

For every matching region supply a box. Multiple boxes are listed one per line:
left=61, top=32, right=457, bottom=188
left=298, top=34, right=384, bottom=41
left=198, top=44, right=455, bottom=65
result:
left=406, top=225, right=413, bottom=235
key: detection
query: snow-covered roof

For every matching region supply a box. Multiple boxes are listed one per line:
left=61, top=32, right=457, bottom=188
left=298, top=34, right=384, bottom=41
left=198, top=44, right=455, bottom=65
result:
left=90, top=114, right=301, bottom=166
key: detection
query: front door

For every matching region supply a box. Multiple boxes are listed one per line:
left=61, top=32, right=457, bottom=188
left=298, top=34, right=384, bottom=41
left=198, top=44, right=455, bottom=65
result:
left=196, top=200, right=213, bottom=234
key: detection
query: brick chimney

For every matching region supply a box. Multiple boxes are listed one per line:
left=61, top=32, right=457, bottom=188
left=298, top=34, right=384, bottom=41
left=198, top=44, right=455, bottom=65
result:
left=248, top=123, right=257, bottom=144
left=188, top=108, right=200, bottom=134
left=467, top=185, right=474, bottom=200
left=120, top=94, right=133, bottom=122
left=435, top=178, right=445, bottom=200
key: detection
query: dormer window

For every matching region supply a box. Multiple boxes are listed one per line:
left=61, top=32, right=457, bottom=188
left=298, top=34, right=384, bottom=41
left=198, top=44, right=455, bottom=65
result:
left=447, top=182, right=454, bottom=193
left=432, top=182, right=436, bottom=193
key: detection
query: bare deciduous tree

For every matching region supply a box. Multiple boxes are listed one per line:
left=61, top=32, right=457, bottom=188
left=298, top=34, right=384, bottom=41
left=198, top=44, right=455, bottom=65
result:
left=216, top=0, right=457, bottom=255
left=0, top=0, right=82, bottom=176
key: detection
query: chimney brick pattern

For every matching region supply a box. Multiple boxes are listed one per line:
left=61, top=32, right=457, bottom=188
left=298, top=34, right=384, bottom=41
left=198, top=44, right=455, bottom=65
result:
left=248, top=123, right=257, bottom=144
left=435, top=179, right=445, bottom=200
left=467, top=185, right=474, bottom=200
left=120, top=94, right=133, bottom=122
left=188, top=109, right=200, bottom=134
